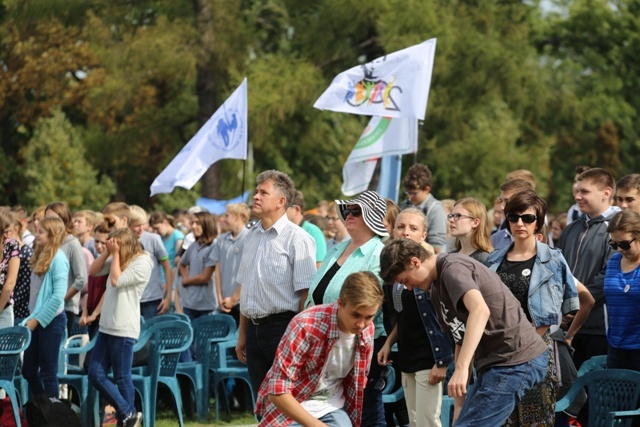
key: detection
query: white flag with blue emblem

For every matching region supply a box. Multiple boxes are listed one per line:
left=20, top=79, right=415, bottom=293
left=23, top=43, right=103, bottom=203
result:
left=314, top=39, right=436, bottom=120
left=342, top=116, right=417, bottom=196
left=150, top=78, right=248, bottom=196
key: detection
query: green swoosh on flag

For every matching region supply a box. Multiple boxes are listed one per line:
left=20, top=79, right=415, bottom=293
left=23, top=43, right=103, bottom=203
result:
left=354, top=117, right=391, bottom=149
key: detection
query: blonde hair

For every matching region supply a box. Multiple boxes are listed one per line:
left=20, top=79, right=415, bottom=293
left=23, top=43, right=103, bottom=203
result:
left=73, top=210, right=100, bottom=228
left=109, top=228, right=144, bottom=270
left=102, top=202, right=130, bottom=225
left=226, top=203, right=251, bottom=223
left=453, top=198, right=493, bottom=253
left=128, top=205, right=149, bottom=227
left=339, top=271, right=384, bottom=309
left=31, top=217, right=67, bottom=275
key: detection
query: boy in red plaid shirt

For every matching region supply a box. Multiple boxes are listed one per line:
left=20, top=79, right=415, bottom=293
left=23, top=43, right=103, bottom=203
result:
left=256, top=271, right=384, bottom=427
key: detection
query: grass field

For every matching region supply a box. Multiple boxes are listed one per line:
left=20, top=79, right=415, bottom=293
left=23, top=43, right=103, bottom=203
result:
left=146, top=410, right=256, bottom=427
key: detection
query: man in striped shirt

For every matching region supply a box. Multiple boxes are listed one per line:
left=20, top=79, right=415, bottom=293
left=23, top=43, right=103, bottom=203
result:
left=256, top=272, right=383, bottom=427
left=233, top=170, right=317, bottom=395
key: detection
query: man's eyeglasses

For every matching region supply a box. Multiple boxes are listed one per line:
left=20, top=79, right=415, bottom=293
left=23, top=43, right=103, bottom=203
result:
left=506, top=213, right=537, bottom=224
left=447, top=213, right=475, bottom=222
left=342, top=206, right=362, bottom=218
left=608, top=238, right=636, bottom=251
left=404, top=190, right=422, bottom=197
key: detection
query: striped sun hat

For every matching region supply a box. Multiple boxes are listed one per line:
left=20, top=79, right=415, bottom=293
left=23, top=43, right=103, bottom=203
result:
left=335, top=190, right=389, bottom=237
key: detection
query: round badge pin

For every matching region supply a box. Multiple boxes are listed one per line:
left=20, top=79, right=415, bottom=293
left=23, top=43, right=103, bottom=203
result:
left=522, top=269, right=531, bottom=277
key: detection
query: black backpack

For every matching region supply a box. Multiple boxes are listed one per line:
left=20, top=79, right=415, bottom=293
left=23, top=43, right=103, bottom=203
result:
left=24, top=395, right=81, bottom=427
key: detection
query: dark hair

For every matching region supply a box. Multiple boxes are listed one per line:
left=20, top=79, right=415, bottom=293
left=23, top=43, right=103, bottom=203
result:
left=504, top=190, right=547, bottom=234
left=149, top=211, right=175, bottom=227
left=499, top=178, right=534, bottom=195
left=194, top=212, right=218, bottom=246
left=402, top=164, right=433, bottom=190
left=576, top=168, right=616, bottom=192
left=607, top=210, right=640, bottom=238
left=617, top=174, right=640, bottom=193
left=95, top=215, right=118, bottom=235
left=45, top=201, right=73, bottom=234
left=379, top=239, right=430, bottom=284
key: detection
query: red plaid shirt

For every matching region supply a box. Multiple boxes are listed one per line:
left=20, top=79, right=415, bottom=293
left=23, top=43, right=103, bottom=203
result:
left=256, top=303, right=374, bottom=427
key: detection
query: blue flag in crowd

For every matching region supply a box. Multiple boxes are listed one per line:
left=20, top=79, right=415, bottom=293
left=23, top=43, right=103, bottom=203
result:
left=150, top=78, right=248, bottom=196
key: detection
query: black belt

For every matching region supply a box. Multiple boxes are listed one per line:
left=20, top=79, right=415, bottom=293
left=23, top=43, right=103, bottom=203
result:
left=249, top=311, right=296, bottom=326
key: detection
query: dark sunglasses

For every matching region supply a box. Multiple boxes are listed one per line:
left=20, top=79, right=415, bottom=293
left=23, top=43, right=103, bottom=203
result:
left=506, top=213, right=537, bottom=224
left=608, top=238, right=636, bottom=251
left=342, top=206, right=362, bottom=218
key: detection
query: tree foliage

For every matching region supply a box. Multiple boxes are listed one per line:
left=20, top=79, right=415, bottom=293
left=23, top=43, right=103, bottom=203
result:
left=1, top=0, right=639, bottom=213
left=21, top=108, right=115, bottom=210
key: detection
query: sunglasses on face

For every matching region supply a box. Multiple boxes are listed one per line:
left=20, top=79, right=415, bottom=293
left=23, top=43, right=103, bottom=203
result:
left=608, top=238, right=636, bottom=251
left=342, top=206, right=362, bottom=218
left=506, top=213, right=537, bottom=224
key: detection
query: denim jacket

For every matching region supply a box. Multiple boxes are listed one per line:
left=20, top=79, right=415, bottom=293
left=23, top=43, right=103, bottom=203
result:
left=485, top=241, right=579, bottom=327
left=395, top=285, right=454, bottom=367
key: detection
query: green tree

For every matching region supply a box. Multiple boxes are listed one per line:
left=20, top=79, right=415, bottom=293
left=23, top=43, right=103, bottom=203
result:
left=20, top=108, right=115, bottom=210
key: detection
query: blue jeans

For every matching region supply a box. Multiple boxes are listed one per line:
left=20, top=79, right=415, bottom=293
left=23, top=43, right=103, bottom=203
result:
left=23, top=311, right=66, bottom=397
left=361, top=336, right=386, bottom=427
left=140, top=299, right=162, bottom=321
left=245, top=313, right=295, bottom=395
left=455, top=351, right=548, bottom=427
left=89, top=332, right=137, bottom=422
left=289, top=408, right=352, bottom=426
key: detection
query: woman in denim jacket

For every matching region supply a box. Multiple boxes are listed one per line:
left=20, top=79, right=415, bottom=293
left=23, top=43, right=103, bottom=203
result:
left=485, top=190, right=584, bottom=426
left=378, top=208, right=454, bottom=427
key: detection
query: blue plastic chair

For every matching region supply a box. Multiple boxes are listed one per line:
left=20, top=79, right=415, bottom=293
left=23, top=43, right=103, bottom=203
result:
left=211, top=337, right=256, bottom=421
left=0, top=326, right=31, bottom=427
left=59, top=330, right=99, bottom=427
left=131, top=320, right=193, bottom=427
left=577, top=354, right=607, bottom=376
left=176, top=314, right=236, bottom=422
left=555, top=369, right=640, bottom=427
left=381, top=365, right=405, bottom=405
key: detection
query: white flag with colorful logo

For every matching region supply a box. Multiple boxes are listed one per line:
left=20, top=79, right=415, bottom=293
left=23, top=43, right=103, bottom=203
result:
left=314, top=39, right=436, bottom=120
left=150, top=78, right=248, bottom=196
left=342, top=116, right=417, bottom=196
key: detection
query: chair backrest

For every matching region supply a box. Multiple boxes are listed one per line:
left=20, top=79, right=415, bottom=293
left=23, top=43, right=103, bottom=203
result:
left=577, top=355, right=607, bottom=376
left=577, top=369, right=640, bottom=427
left=144, top=320, right=193, bottom=379
left=0, top=326, right=31, bottom=381
left=191, top=314, right=236, bottom=363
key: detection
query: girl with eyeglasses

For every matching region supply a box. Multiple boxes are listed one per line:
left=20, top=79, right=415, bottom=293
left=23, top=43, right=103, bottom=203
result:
left=485, top=190, right=593, bottom=426
left=447, top=198, right=493, bottom=263
left=604, top=210, right=640, bottom=371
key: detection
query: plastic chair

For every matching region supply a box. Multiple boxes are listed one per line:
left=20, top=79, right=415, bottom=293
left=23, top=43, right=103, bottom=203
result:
left=555, top=369, right=640, bottom=427
left=0, top=326, right=31, bottom=427
left=577, top=355, right=607, bottom=376
left=131, top=320, right=193, bottom=427
left=176, top=314, right=236, bottom=422
left=211, top=338, right=256, bottom=421
left=59, top=331, right=99, bottom=427
left=381, top=365, right=404, bottom=404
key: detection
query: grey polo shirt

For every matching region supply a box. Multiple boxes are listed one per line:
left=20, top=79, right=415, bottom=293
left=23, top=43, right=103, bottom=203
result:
left=178, top=240, right=217, bottom=311
left=211, top=227, right=248, bottom=298
left=139, top=231, right=169, bottom=303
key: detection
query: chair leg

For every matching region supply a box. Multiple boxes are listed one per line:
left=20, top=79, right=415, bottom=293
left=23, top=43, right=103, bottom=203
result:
left=5, top=388, right=22, bottom=427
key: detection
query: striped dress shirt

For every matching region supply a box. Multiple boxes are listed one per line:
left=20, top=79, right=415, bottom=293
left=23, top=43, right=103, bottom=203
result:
left=237, top=213, right=316, bottom=319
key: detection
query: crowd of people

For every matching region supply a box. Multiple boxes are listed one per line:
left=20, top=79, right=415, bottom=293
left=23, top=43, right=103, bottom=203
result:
left=0, top=164, right=638, bottom=427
